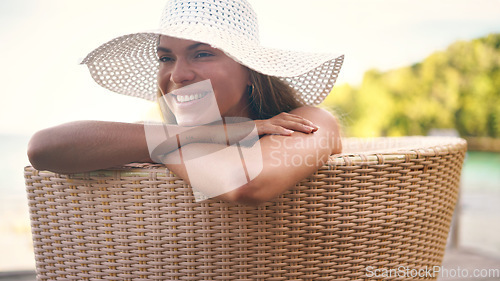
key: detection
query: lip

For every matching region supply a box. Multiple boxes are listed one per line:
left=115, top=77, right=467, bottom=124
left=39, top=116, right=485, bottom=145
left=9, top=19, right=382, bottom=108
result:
left=169, top=90, right=211, bottom=108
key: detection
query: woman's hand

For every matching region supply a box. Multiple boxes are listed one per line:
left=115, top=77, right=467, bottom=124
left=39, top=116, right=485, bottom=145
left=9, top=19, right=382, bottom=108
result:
left=254, top=112, right=319, bottom=136
left=197, top=113, right=318, bottom=148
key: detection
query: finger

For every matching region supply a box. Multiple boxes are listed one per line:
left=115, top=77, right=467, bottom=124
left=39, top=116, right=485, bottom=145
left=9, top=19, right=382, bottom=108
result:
left=279, top=127, right=295, bottom=136
left=257, top=123, right=294, bottom=136
left=276, top=113, right=318, bottom=129
left=273, top=119, right=317, bottom=133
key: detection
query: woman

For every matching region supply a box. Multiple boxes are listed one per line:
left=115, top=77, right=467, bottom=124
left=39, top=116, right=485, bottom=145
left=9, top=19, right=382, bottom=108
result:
left=27, top=0, right=344, bottom=205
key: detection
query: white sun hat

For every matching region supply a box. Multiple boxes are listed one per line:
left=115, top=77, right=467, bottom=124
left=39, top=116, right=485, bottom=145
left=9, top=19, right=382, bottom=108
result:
left=81, top=0, right=344, bottom=105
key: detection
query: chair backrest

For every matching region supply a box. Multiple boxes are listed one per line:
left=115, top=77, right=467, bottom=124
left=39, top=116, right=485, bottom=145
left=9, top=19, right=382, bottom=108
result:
left=25, top=136, right=467, bottom=280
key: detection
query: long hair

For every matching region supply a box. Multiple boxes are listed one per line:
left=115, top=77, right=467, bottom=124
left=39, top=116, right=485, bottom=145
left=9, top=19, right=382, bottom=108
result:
left=247, top=69, right=303, bottom=119
left=157, top=69, right=304, bottom=123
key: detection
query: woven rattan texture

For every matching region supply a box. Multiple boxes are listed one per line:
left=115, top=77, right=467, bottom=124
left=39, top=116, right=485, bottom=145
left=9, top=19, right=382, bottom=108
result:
left=25, top=137, right=466, bottom=281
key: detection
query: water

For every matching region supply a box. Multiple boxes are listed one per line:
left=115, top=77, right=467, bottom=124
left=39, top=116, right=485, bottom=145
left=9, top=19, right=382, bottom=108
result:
left=0, top=135, right=30, bottom=196
left=459, top=151, right=500, bottom=256
left=461, top=151, right=500, bottom=191
left=0, top=135, right=499, bottom=271
left=0, top=134, right=31, bottom=219
left=0, top=134, right=33, bottom=271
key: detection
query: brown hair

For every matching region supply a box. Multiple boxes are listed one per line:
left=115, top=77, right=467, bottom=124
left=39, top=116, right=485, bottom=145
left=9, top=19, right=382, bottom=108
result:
left=247, top=69, right=304, bottom=119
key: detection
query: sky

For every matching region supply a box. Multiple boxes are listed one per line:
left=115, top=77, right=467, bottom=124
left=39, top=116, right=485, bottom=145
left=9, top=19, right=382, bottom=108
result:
left=1, top=0, right=499, bottom=136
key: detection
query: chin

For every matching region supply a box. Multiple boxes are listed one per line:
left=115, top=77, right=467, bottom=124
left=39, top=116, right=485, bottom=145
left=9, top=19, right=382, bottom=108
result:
left=176, top=117, right=205, bottom=127
left=175, top=111, right=221, bottom=126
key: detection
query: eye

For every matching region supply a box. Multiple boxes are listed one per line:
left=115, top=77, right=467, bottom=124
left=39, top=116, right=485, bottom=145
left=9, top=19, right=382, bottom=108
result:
left=195, top=52, right=214, bottom=59
left=158, top=56, right=174, bottom=63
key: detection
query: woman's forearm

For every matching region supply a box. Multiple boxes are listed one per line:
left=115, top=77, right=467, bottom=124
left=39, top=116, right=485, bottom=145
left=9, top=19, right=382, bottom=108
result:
left=146, top=119, right=258, bottom=162
left=28, top=121, right=151, bottom=173
left=27, top=119, right=259, bottom=174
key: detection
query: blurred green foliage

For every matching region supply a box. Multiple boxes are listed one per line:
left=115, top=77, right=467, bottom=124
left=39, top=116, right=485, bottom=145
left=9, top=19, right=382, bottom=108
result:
left=323, top=33, right=500, bottom=138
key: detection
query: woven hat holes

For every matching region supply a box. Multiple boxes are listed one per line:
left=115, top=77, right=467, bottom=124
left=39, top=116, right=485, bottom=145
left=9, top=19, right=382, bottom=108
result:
left=81, top=0, right=344, bottom=104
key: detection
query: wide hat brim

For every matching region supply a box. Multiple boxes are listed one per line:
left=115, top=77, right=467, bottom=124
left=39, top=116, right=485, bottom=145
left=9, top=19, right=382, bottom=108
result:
left=81, top=26, right=344, bottom=105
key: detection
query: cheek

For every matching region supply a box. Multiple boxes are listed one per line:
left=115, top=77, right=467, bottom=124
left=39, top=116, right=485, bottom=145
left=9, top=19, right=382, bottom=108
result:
left=213, top=65, right=249, bottom=95
left=213, top=74, right=247, bottom=106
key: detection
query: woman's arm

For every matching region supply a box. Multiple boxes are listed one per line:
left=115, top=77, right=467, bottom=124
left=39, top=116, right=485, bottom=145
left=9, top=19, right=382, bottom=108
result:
left=27, top=113, right=317, bottom=174
left=27, top=107, right=340, bottom=204
left=167, top=106, right=342, bottom=205
left=229, top=106, right=342, bottom=204
left=27, top=121, right=152, bottom=173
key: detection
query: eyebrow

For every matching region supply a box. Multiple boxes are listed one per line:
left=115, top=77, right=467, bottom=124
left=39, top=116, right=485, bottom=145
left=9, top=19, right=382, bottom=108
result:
left=156, top=43, right=210, bottom=53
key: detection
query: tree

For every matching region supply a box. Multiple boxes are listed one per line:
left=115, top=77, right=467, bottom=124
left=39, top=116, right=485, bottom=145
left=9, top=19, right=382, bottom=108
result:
left=323, top=33, right=500, bottom=138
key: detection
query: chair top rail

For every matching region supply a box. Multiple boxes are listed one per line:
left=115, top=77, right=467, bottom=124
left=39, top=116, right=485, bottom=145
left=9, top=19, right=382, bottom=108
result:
left=24, top=136, right=467, bottom=177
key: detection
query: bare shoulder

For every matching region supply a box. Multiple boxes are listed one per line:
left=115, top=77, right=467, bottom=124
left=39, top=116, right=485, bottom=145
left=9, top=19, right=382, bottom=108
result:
left=289, top=106, right=339, bottom=127
left=289, top=105, right=342, bottom=154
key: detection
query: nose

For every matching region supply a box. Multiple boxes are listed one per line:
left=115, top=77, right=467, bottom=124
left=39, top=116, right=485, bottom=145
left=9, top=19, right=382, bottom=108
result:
left=170, top=58, right=195, bottom=85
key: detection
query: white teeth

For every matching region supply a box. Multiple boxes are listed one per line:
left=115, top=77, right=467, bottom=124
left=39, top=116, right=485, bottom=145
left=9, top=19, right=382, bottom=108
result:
left=175, top=92, right=207, bottom=103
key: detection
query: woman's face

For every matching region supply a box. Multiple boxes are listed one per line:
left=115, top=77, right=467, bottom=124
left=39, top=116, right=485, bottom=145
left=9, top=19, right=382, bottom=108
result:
left=157, top=36, right=251, bottom=126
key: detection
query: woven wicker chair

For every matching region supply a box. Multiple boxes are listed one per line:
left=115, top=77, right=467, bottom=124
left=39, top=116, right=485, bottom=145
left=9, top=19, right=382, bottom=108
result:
left=25, top=136, right=467, bottom=281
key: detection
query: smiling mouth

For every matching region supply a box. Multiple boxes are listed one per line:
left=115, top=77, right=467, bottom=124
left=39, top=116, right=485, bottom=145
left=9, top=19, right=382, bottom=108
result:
left=173, top=91, right=210, bottom=103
